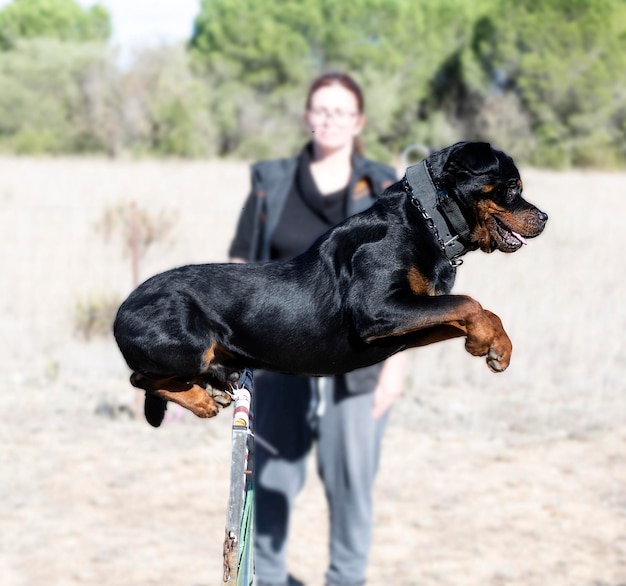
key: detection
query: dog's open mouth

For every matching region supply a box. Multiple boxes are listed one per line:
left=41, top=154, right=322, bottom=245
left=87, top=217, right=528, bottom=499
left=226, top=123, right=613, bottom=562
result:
left=491, top=216, right=528, bottom=251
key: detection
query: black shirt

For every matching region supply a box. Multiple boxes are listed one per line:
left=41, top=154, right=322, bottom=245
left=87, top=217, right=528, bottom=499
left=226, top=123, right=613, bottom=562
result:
left=270, top=147, right=348, bottom=260
left=228, top=142, right=396, bottom=264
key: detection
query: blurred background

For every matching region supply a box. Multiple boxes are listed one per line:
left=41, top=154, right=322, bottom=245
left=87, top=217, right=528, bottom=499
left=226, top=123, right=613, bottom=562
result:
left=0, top=0, right=624, bottom=166
left=0, top=1, right=625, bottom=585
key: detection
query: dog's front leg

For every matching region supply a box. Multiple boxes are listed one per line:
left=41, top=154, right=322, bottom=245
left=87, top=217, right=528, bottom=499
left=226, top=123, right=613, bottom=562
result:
left=152, top=385, right=221, bottom=418
left=358, top=294, right=512, bottom=372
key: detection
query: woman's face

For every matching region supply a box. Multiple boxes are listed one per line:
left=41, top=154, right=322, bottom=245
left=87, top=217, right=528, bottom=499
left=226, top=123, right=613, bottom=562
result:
left=305, top=84, right=365, bottom=153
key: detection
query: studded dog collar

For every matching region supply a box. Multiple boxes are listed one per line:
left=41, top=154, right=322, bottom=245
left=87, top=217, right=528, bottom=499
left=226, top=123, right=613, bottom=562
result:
left=403, top=159, right=476, bottom=266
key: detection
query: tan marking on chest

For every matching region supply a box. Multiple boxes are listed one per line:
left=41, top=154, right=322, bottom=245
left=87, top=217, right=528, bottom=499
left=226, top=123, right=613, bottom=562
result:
left=202, top=344, right=217, bottom=370
left=408, top=266, right=435, bottom=295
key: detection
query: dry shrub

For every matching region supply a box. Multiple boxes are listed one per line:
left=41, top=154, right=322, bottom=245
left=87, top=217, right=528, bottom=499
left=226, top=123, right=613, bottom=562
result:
left=73, top=292, right=121, bottom=341
left=97, top=201, right=177, bottom=259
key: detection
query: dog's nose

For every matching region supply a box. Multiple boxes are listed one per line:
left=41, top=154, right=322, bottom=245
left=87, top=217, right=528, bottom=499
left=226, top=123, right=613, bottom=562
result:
left=537, top=210, right=548, bottom=225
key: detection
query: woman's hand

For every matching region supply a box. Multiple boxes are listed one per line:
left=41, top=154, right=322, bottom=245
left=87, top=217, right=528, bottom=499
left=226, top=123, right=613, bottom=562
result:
left=371, top=351, right=408, bottom=419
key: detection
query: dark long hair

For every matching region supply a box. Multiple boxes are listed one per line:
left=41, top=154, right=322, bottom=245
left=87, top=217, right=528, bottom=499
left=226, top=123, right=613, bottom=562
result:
left=305, top=71, right=365, bottom=155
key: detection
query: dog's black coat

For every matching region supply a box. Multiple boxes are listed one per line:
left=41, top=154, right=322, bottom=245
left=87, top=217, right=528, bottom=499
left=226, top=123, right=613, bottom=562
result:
left=114, top=142, right=547, bottom=425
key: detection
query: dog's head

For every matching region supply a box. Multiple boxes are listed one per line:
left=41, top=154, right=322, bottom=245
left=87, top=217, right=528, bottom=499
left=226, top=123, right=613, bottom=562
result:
left=429, top=142, right=548, bottom=253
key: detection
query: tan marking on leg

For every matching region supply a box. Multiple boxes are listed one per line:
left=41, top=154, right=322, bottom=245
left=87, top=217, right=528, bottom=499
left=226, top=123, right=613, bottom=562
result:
left=130, top=372, right=221, bottom=420
left=154, top=384, right=220, bottom=419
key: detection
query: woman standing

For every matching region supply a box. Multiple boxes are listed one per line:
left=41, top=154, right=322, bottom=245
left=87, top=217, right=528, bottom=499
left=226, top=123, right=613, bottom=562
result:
left=229, top=72, right=406, bottom=586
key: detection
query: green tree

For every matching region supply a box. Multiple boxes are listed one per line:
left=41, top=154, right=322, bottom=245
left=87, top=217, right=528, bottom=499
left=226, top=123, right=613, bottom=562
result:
left=0, top=39, right=114, bottom=153
left=0, top=0, right=110, bottom=50
left=189, top=0, right=626, bottom=167
left=0, top=39, right=216, bottom=157
left=123, top=45, right=216, bottom=157
left=468, top=0, right=626, bottom=167
left=189, top=0, right=481, bottom=159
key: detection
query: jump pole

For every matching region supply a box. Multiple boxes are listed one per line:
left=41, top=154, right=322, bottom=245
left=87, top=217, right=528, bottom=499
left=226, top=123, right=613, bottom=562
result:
left=223, top=368, right=254, bottom=584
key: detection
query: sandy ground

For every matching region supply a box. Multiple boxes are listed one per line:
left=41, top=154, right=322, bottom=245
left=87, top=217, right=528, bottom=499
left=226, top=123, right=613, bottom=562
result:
left=0, top=156, right=625, bottom=585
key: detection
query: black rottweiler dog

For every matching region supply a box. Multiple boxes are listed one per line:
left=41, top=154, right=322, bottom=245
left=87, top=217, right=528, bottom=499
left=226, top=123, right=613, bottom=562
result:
left=114, top=142, right=547, bottom=427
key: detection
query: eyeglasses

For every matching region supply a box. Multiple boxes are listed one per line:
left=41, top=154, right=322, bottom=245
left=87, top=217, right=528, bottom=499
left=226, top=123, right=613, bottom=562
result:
left=307, top=108, right=359, bottom=123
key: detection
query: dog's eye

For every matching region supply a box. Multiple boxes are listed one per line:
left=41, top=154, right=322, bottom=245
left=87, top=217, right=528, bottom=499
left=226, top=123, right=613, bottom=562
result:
left=506, top=179, right=521, bottom=201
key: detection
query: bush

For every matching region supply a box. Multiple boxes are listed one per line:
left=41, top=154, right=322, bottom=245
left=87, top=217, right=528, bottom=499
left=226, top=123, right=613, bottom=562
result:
left=0, top=38, right=114, bottom=154
left=123, top=44, right=217, bottom=157
left=0, top=0, right=110, bottom=49
left=0, top=0, right=625, bottom=167
left=73, top=293, right=121, bottom=341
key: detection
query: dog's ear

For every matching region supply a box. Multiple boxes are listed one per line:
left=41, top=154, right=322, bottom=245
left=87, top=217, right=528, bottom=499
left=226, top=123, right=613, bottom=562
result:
left=444, top=142, right=500, bottom=177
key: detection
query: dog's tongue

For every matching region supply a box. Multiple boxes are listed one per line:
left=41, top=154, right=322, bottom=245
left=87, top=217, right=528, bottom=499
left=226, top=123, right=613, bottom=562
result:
left=512, top=230, right=528, bottom=245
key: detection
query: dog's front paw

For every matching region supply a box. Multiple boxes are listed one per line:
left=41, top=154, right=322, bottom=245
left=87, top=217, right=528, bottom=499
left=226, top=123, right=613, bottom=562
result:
left=464, top=309, right=512, bottom=372
left=191, top=386, right=223, bottom=418
left=484, top=311, right=512, bottom=372
left=194, top=397, right=220, bottom=418
left=486, top=346, right=510, bottom=372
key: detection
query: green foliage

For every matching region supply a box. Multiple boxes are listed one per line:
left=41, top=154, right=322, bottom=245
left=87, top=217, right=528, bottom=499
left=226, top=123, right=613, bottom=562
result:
left=0, top=0, right=624, bottom=167
left=122, top=45, right=217, bottom=157
left=0, top=0, right=110, bottom=49
left=0, top=0, right=115, bottom=155
left=0, top=39, right=113, bottom=154
left=189, top=0, right=480, bottom=159
left=188, top=0, right=626, bottom=167
left=468, top=0, right=626, bottom=167
left=0, top=40, right=216, bottom=157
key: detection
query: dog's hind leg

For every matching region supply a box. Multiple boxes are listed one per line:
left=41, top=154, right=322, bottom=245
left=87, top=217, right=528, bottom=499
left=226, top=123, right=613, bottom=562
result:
left=130, top=372, right=220, bottom=428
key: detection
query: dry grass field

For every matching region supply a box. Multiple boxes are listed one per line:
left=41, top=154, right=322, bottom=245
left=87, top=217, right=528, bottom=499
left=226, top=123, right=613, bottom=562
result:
left=0, top=156, right=625, bottom=586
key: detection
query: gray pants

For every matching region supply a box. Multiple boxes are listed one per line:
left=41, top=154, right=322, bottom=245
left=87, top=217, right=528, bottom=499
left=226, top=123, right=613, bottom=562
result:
left=253, top=371, right=389, bottom=585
